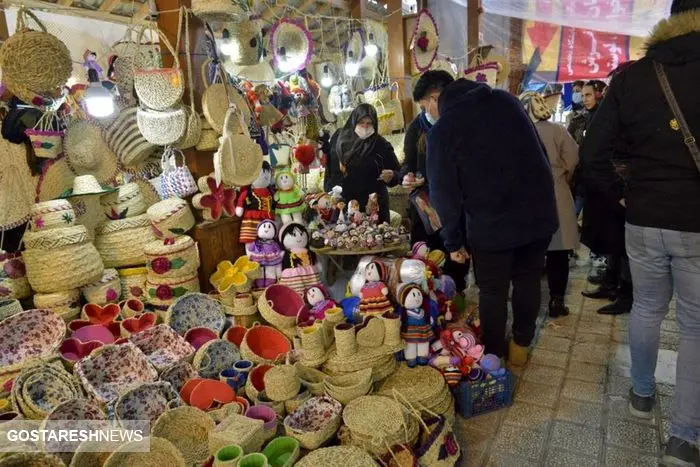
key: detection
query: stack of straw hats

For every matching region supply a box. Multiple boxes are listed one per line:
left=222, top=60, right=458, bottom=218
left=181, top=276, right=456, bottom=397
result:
left=94, top=183, right=156, bottom=268
left=59, top=175, right=116, bottom=241
left=23, top=199, right=104, bottom=320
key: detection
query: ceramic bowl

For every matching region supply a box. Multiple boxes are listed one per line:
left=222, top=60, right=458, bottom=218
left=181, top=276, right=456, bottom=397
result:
left=75, top=342, right=158, bottom=405
left=166, top=292, right=226, bottom=336
left=59, top=338, right=103, bottom=365
left=70, top=323, right=118, bottom=344
left=112, top=381, right=181, bottom=425
left=193, top=339, right=241, bottom=379
left=128, top=324, right=195, bottom=372
left=184, top=327, right=218, bottom=350
left=0, top=309, right=66, bottom=373
left=81, top=303, right=121, bottom=325
left=120, top=312, right=157, bottom=337
left=159, top=361, right=198, bottom=393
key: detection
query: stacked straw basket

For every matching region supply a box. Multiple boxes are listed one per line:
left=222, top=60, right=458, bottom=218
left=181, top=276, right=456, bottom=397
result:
left=143, top=236, right=200, bottom=309
left=33, top=289, right=81, bottom=321
left=81, top=268, right=121, bottom=305
left=94, top=214, right=155, bottom=268
left=147, top=197, right=195, bottom=240
left=263, top=365, right=300, bottom=402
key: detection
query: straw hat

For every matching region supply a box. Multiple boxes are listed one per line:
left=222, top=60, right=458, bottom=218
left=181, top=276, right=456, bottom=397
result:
left=269, top=19, right=313, bottom=73
left=100, top=183, right=146, bottom=220
left=64, top=121, right=119, bottom=184
left=60, top=175, right=117, bottom=199
left=0, top=131, right=33, bottom=230
left=35, top=155, right=75, bottom=203
left=464, top=62, right=500, bottom=88
left=411, top=9, right=439, bottom=72
left=191, top=0, right=246, bottom=23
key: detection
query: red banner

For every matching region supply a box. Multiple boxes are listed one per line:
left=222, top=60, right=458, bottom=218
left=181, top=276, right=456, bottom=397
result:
left=556, top=27, right=630, bottom=81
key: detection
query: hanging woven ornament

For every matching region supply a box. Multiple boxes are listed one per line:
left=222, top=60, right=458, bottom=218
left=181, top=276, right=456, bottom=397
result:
left=221, top=19, right=264, bottom=67
left=411, top=9, right=439, bottom=73
left=269, top=19, right=313, bottom=74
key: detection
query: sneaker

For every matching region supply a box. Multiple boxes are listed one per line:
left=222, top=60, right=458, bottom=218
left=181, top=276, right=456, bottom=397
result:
left=628, top=388, right=654, bottom=420
left=587, top=269, right=607, bottom=284
left=661, top=437, right=700, bottom=467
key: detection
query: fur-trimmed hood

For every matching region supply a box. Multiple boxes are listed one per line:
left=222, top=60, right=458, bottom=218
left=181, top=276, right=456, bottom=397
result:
left=646, top=9, right=700, bottom=64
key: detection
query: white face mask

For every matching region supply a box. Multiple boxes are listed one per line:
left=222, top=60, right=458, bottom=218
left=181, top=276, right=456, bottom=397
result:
left=355, top=125, right=375, bottom=140
left=424, top=111, right=438, bottom=126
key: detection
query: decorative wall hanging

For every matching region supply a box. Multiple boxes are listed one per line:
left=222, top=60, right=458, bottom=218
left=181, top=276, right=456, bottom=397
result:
left=269, top=19, right=313, bottom=73
left=411, top=9, right=440, bottom=72
left=221, top=19, right=263, bottom=67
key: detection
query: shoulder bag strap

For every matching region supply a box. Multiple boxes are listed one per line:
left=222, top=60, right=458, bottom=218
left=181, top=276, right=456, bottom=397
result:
left=654, top=61, right=700, bottom=173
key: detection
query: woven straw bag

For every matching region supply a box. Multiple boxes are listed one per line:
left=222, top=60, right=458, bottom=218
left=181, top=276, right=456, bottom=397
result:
left=201, top=60, right=252, bottom=134
left=263, top=364, right=300, bottom=402
left=216, top=107, right=263, bottom=188
left=160, top=148, right=197, bottom=199
left=24, top=111, right=63, bottom=159
left=464, top=61, right=500, bottom=88
left=0, top=7, right=71, bottom=99
left=137, top=106, right=187, bottom=146
left=94, top=215, right=155, bottom=268
left=172, top=9, right=201, bottom=151
left=0, top=298, right=23, bottom=321
left=147, top=197, right=195, bottom=239
left=109, top=25, right=162, bottom=106
left=23, top=225, right=104, bottom=294
left=118, top=266, right=148, bottom=301
left=373, top=100, right=395, bottom=137
left=134, top=27, right=184, bottom=111
left=196, top=117, right=219, bottom=151
left=152, top=406, right=215, bottom=466
left=388, top=82, right=405, bottom=132
left=81, top=268, right=121, bottom=305
left=191, top=0, right=245, bottom=23
left=143, top=236, right=199, bottom=279
left=103, top=108, right=156, bottom=166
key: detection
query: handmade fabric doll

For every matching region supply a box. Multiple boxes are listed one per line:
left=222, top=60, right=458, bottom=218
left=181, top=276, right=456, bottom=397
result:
left=359, top=260, right=393, bottom=317
left=245, top=219, right=283, bottom=287
left=411, top=241, right=430, bottom=260
left=347, top=200, right=363, bottom=225
left=397, top=283, right=433, bottom=367
left=304, top=284, right=338, bottom=321
left=278, top=222, right=321, bottom=296
left=273, top=167, right=305, bottom=224
left=315, top=193, right=334, bottom=226
left=439, top=324, right=484, bottom=374
left=365, top=193, right=380, bottom=225
left=235, top=161, right=275, bottom=243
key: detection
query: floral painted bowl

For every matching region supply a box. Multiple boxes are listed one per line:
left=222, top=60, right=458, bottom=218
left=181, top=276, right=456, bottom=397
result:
left=12, top=362, right=82, bottom=419
left=59, top=338, right=104, bottom=366
left=128, top=324, right=195, bottom=372
left=46, top=398, right=106, bottom=421
left=160, top=361, right=198, bottom=393
left=75, top=342, right=158, bottom=405
left=0, top=309, right=66, bottom=374
left=193, top=339, right=241, bottom=379
left=165, top=293, right=226, bottom=337
left=184, top=327, right=218, bottom=350
left=112, top=381, right=181, bottom=425
left=283, top=396, right=342, bottom=450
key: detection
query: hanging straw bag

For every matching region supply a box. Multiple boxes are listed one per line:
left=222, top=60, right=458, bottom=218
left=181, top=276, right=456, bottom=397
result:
left=137, top=106, right=187, bottom=146
left=201, top=59, right=252, bottom=134
left=160, top=148, right=197, bottom=199
left=24, top=111, right=63, bottom=159
left=134, top=27, right=184, bottom=111
left=215, top=106, right=262, bottom=187
left=196, top=117, right=218, bottom=151
left=373, top=100, right=395, bottom=137
left=389, top=82, right=405, bottom=132
left=110, top=25, right=162, bottom=105
left=174, top=7, right=201, bottom=150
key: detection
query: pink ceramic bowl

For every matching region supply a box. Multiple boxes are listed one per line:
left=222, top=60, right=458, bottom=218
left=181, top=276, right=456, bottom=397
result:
left=59, top=338, right=103, bottom=363
left=184, top=327, right=219, bottom=350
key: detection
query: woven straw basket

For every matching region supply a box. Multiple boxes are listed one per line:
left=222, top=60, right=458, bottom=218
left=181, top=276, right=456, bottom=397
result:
left=257, top=284, right=303, bottom=330
left=118, top=266, right=148, bottom=301
left=0, top=453, right=65, bottom=466
left=0, top=8, right=71, bottom=98
left=100, top=183, right=146, bottom=219
left=201, top=60, right=252, bottom=134
left=95, top=214, right=156, bottom=268
left=174, top=106, right=202, bottom=150
left=216, top=131, right=263, bottom=188
left=0, top=298, right=23, bottom=322
left=133, top=28, right=184, bottom=111
left=33, top=289, right=81, bottom=321
left=196, top=118, right=219, bottom=151
left=283, top=395, right=342, bottom=450
left=324, top=368, right=373, bottom=405
left=103, top=437, right=186, bottom=467
left=240, top=325, right=292, bottom=365
left=143, top=236, right=200, bottom=279
left=300, top=325, right=325, bottom=361
left=295, top=446, right=376, bottom=467
left=0, top=251, right=32, bottom=300
left=147, top=198, right=195, bottom=239
left=334, top=323, right=357, bottom=358
left=294, top=362, right=327, bottom=396
left=209, top=414, right=265, bottom=456
left=381, top=312, right=402, bottom=347
left=263, top=365, right=300, bottom=402
left=81, top=268, right=121, bottom=305
left=23, top=225, right=104, bottom=294
left=356, top=317, right=385, bottom=348
left=30, top=200, right=75, bottom=231
left=137, top=106, right=187, bottom=146
left=146, top=272, right=200, bottom=307
left=152, top=405, right=215, bottom=466
left=191, top=0, right=245, bottom=23
left=103, top=107, right=156, bottom=166
left=227, top=20, right=263, bottom=66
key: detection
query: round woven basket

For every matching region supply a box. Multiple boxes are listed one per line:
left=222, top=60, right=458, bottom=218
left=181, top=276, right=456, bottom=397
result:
left=283, top=395, right=342, bottom=450
left=195, top=117, right=219, bottom=151
left=0, top=452, right=65, bottom=466
left=240, top=325, right=291, bottom=365
left=263, top=365, right=300, bottom=402
left=118, top=266, right=148, bottom=301
left=143, top=236, right=200, bottom=280
left=81, top=268, right=121, bottom=305
left=174, top=106, right=202, bottom=150
left=104, top=437, right=186, bottom=467
left=145, top=272, right=200, bottom=307
left=33, top=289, right=80, bottom=321
left=94, top=215, right=155, bottom=268
left=201, top=61, right=252, bottom=134
left=30, top=200, right=75, bottom=231
left=0, top=251, right=31, bottom=300
left=147, top=198, right=195, bottom=239
left=152, top=406, right=215, bottom=466
left=294, top=362, right=327, bottom=396
left=324, top=368, right=373, bottom=406
left=100, top=182, right=146, bottom=219
left=257, top=284, right=303, bottom=330
left=0, top=298, right=23, bottom=322
left=295, top=446, right=376, bottom=467
left=334, top=323, right=357, bottom=358
left=300, top=325, right=325, bottom=361
left=23, top=226, right=104, bottom=294
left=137, top=106, right=187, bottom=146
left=381, top=312, right=402, bottom=347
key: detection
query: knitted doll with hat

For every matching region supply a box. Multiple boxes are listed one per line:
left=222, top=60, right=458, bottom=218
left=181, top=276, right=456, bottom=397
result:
left=397, top=282, right=433, bottom=367
left=273, top=166, right=305, bottom=224
left=411, top=241, right=429, bottom=260
left=359, top=260, right=393, bottom=317
left=277, top=222, right=321, bottom=296
left=236, top=161, right=275, bottom=244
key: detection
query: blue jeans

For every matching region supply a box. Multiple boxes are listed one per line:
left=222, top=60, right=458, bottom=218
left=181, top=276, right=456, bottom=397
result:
left=626, top=223, right=700, bottom=444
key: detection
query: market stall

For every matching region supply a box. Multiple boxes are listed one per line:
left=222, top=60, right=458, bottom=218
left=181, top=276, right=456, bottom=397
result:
left=0, top=1, right=515, bottom=465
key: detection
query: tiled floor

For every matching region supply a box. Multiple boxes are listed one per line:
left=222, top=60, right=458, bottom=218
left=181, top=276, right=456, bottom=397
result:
left=455, top=256, right=681, bottom=467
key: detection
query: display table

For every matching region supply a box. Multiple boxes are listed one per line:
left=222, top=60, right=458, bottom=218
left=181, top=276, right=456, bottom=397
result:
left=312, top=245, right=408, bottom=285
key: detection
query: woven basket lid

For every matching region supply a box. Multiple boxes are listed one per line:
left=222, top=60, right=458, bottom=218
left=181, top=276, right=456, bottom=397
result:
left=411, top=9, right=439, bottom=72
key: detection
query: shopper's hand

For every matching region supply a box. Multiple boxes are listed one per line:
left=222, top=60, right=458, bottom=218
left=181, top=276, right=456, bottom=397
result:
left=619, top=199, right=626, bottom=207
left=402, top=178, right=425, bottom=189
left=379, top=170, right=395, bottom=183
left=450, top=247, right=469, bottom=264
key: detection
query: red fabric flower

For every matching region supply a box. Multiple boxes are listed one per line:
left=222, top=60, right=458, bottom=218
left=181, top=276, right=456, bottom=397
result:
left=156, top=285, right=173, bottom=300
left=417, top=33, right=430, bottom=52
left=106, top=288, right=118, bottom=302
left=3, top=260, right=25, bottom=279
left=199, top=176, right=237, bottom=221
left=129, top=286, right=143, bottom=297
left=151, top=257, right=172, bottom=275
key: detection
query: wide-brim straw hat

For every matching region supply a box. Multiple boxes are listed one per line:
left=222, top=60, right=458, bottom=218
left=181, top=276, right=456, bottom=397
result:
left=464, top=61, right=501, bottom=88
left=269, top=19, right=313, bottom=73
left=103, top=437, right=186, bottom=467
left=60, top=174, right=117, bottom=199
left=411, top=8, right=439, bottom=72
left=34, top=155, right=75, bottom=203
left=64, top=121, right=120, bottom=184
left=0, top=129, right=33, bottom=230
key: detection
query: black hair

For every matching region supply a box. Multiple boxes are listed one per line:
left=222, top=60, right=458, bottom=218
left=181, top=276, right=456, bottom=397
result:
left=280, top=222, right=308, bottom=244
left=261, top=161, right=271, bottom=173
left=412, top=70, right=455, bottom=102
left=572, top=80, right=585, bottom=88
left=671, top=0, right=700, bottom=14
left=584, top=80, right=607, bottom=94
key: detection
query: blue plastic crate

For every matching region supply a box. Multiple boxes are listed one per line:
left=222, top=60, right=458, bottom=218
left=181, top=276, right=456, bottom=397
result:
left=452, top=370, right=514, bottom=418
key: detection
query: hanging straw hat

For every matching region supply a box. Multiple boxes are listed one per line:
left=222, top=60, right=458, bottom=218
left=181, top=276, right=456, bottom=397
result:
left=223, top=19, right=264, bottom=67
left=269, top=19, right=313, bottom=73
left=411, top=9, right=439, bottom=72
left=60, top=175, right=117, bottom=198
left=191, top=0, right=246, bottom=23
left=64, top=121, right=120, bottom=184
left=0, top=130, right=33, bottom=231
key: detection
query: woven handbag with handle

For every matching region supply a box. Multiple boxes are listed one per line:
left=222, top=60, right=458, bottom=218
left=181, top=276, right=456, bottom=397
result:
left=160, top=148, right=197, bottom=199
left=201, top=59, right=252, bottom=134
left=109, top=25, right=162, bottom=106
left=174, top=7, right=201, bottom=150
left=134, top=27, right=184, bottom=111
left=137, top=106, right=187, bottom=146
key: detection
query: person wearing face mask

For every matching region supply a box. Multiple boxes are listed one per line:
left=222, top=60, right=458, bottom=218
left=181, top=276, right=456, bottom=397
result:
left=324, top=103, right=400, bottom=223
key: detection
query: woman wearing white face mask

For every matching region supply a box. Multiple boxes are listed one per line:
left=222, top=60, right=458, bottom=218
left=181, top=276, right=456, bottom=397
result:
left=324, top=103, right=400, bottom=223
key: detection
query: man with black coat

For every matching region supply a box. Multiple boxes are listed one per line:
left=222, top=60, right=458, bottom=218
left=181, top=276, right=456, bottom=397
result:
left=582, top=1, right=700, bottom=464
left=427, top=78, right=558, bottom=367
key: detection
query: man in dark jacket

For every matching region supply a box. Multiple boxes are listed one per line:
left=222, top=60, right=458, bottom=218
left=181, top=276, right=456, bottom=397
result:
left=427, top=78, right=558, bottom=366
left=581, top=1, right=700, bottom=464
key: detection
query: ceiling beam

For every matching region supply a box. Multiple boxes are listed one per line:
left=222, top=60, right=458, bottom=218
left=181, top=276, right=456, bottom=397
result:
left=98, top=0, right=122, bottom=12
left=3, top=0, right=147, bottom=24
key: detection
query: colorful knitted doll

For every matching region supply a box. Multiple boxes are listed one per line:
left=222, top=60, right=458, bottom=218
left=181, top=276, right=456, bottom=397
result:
left=235, top=162, right=275, bottom=243
left=273, top=167, right=305, bottom=224
left=397, top=283, right=433, bottom=367
left=359, top=260, right=393, bottom=317
left=245, top=219, right=283, bottom=288
left=278, top=222, right=321, bottom=296
left=304, top=284, right=338, bottom=321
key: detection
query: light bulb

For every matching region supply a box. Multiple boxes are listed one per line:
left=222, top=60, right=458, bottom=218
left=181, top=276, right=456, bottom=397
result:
left=84, top=83, right=114, bottom=118
left=364, top=43, right=378, bottom=57
left=321, top=75, right=333, bottom=88
left=345, top=61, right=360, bottom=77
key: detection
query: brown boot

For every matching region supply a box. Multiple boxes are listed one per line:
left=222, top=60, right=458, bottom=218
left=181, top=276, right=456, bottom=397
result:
left=508, top=339, right=529, bottom=368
